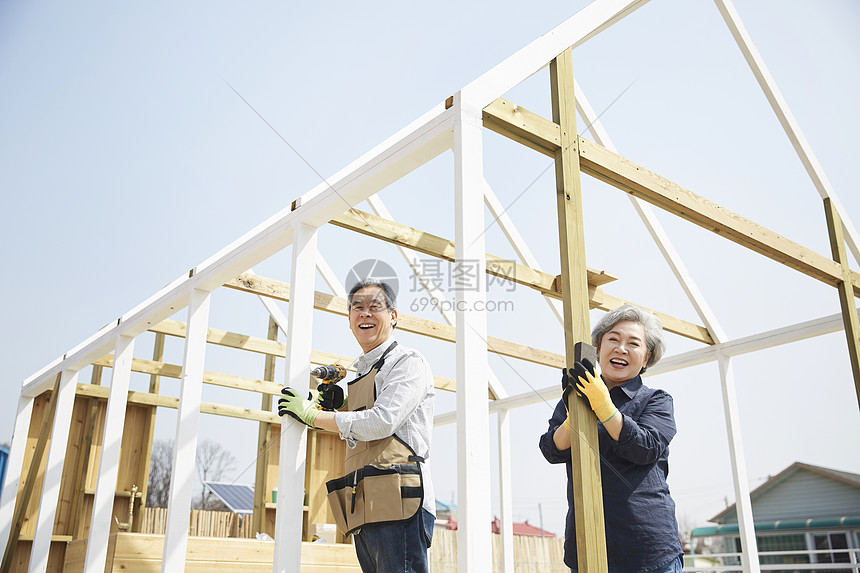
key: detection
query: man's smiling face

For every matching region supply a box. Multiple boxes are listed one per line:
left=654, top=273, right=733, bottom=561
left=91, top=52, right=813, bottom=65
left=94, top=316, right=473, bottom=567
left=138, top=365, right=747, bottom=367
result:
left=348, top=286, right=397, bottom=354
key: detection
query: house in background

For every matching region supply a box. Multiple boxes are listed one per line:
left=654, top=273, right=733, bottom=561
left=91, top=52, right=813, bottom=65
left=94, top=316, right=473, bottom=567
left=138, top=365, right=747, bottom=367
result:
left=691, top=462, right=860, bottom=569
left=491, top=517, right=555, bottom=538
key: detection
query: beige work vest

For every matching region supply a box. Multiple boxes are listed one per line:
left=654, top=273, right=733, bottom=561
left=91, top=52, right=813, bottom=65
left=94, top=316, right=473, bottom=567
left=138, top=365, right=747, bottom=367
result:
left=325, top=342, right=424, bottom=535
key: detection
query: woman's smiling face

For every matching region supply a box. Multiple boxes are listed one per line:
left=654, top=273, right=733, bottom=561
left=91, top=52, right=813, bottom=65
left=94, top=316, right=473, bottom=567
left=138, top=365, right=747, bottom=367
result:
left=597, top=320, right=651, bottom=388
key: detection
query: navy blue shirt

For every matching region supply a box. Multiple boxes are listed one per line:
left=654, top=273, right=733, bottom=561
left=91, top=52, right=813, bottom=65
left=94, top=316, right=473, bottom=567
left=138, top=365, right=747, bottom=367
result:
left=539, top=376, right=683, bottom=572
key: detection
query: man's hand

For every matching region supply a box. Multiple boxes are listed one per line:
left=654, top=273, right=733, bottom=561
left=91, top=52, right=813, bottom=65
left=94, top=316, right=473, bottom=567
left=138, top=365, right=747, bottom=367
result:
left=317, top=382, right=346, bottom=411
left=278, top=387, right=320, bottom=428
left=573, top=360, right=617, bottom=424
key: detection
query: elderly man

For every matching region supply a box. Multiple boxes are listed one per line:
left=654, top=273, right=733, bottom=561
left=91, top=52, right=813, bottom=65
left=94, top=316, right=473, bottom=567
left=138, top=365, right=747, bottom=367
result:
left=278, top=278, right=436, bottom=573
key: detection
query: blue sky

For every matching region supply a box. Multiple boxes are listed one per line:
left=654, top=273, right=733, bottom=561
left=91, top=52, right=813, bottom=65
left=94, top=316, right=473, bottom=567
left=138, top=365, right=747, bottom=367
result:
left=2, top=0, right=859, bottom=535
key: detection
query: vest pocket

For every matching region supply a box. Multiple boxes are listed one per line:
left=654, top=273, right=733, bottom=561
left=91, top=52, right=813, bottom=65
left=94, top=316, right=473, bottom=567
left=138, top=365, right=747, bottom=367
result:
left=326, top=464, right=422, bottom=535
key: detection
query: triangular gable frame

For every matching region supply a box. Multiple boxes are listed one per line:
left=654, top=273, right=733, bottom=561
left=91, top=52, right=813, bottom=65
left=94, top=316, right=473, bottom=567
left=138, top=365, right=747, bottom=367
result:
left=1, top=1, right=858, bottom=572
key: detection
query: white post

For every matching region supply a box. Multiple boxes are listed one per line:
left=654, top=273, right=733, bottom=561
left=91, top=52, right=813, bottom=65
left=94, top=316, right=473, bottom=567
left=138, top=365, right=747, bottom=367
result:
left=713, top=0, right=860, bottom=265
left=0, top=394, right=34, bottom=551
left=497, top=409, right=514, bottom=573
left=28, top=369, right=78, bottom=573
left=85, top=334, right=135, bottom=573
left=718, top=355, right=760, bottom=573
left=161, top=288, right=211, bottom=573
left=273, top=222, right=318, bottom=573
left=453, top=94, right=492, bottom=572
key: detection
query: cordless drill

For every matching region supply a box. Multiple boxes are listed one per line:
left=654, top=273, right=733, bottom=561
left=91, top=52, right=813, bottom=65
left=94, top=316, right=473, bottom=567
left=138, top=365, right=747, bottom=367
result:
left=311, top=364, right=347, bottom=410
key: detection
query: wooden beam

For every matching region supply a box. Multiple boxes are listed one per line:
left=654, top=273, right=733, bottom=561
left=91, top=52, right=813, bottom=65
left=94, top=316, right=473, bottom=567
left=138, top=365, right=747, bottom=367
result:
left=483, top=96, right=860, bottom=296
left=551, top=47, right=608, bottom=572
left=75, top=383, right=281, bottom=425
left=138, top=332, right=164, bottom=515
left=331, top=207, right=617, bottom=289
left=149, top=319, right=285, bottom=357
left=589, top=288, right=712, bottom=344
left=147, top=320, right=460, bottom=393
left=328, top=210, right=711, bottom=344
left=226, top=272, right=568, bottom=369
left=483, top=97, right=561, bottom=157
left=824, top=198, right=860, bottom=410
left=69, top=366, right=103, bottom=538
left=253, top=318, right=278, bottom=536
left=0, top=374, right=62, bottom=573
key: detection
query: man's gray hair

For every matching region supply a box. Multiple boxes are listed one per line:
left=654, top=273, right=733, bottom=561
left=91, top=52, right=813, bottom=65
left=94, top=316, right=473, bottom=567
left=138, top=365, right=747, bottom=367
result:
left=591, top=304, right=665, bottom=372
left=347, top=278, right=397, bottom=310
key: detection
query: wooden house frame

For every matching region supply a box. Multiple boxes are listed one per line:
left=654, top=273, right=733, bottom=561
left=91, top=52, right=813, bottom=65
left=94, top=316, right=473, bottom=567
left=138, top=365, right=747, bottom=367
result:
left=1, top=0, right=858, bottom=572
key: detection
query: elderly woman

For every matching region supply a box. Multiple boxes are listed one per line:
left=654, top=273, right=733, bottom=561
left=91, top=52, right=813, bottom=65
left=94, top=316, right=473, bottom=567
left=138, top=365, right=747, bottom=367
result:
left=539, top=304, right=683, bottom=573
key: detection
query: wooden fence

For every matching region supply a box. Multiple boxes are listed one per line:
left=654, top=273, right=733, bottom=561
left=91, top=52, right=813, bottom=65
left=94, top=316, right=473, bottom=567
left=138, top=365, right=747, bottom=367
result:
left=139, top=508, right=567, bottom=572
left=140, top=507, right=254, bottom=538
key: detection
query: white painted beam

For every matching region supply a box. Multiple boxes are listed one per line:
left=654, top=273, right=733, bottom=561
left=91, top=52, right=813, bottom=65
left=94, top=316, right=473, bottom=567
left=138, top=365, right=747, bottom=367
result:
left=497, top=409, right=515, bottom=573
left=0, top=395, right=33, bottom=553
left=573, top=79, right=727, bottom=342
left=19, top=106, right=454, bottom=400
left=27, top=370, right=78, bottom=573
left=461, top=0, right=652, bottom=108
left=315, top=256, right=348, bottom=298
left=366, top=195, right=509, bottom=400
left=453, top=95, right=493, bottom=571
left=273, top=223, right=317, bottom=573
left=161, top=288, right=211, bottom=573
left=85, top=334, right=135, bottom=573
left=650, top=307, right=860, bottom=376
left=718, top=356, right=760, bottom=573
left=433, top=307, right=860, bottom=423
left=713, top=0, right=860, bottom=266
left=483, top=180, right=564, bottom=326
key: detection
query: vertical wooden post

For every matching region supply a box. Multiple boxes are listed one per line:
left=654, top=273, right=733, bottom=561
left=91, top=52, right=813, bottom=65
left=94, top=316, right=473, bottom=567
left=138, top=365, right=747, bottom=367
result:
left=550, top=46, right=608, bottom=572
left=253, top=316, right=278, bottom=535
left=824, top=197, right=860, bottom=409
left=138, top=332, right=166, bottom=514
left=69, top=365, right=103, bottom=539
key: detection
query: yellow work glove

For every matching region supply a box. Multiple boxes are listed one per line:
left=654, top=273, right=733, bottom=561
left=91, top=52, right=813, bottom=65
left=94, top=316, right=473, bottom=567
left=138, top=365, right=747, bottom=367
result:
left=573, top=361, right=618, bottom=424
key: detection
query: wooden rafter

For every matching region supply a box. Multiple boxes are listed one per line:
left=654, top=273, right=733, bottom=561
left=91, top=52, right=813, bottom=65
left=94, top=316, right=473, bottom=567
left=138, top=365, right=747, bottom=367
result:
left=226, top=272, right=569, bottom=368
left=483, top=97, right=860, bottom=296
left=146, top=320, right=459, bottom=393
left=823, top=198, right=860, bottom=409
left=330, top=208, right=713, bottom=344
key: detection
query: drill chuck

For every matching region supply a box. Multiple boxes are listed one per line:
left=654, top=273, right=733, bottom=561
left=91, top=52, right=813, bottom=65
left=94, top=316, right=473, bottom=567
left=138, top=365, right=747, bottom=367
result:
left=311, top=364, right=347, bottom=382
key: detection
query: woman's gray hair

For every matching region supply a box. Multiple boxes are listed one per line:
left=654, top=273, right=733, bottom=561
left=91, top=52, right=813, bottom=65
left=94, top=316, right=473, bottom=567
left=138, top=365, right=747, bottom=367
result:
left=591, top=304, right=665, bottom=372
left=347, top=278, right=397, bottom=310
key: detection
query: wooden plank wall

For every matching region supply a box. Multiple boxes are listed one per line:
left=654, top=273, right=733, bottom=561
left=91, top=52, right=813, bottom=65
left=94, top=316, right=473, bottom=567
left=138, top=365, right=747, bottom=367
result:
left=61, top=530, right=566, bottom=573
left=8, top=391, right=153, bottom=572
